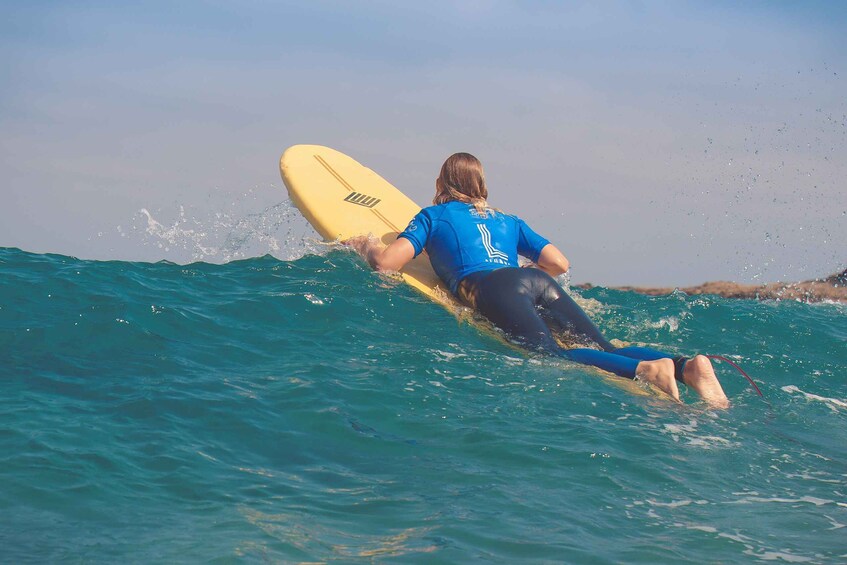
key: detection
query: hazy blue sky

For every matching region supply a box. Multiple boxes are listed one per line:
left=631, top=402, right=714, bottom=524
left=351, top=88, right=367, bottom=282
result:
left=2, top=1, right=845, bottom=285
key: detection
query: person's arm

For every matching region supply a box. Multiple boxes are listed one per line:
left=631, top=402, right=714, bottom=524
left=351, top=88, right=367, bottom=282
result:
left=344, top=235, right=416, bottom=272
left=516, top=218, right=568, bottom=277
left=534, top=243, right=569, bottom=277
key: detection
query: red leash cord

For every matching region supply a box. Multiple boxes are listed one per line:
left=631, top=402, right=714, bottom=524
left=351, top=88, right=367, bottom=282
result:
left=705, top=354, right=764, bottom=397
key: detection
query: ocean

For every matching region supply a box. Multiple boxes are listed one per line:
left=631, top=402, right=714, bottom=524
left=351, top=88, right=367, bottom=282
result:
left=1, top=243, right=845, bottom=563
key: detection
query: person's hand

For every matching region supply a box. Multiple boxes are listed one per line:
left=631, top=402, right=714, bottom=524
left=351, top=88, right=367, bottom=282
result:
left=342, top=234, right=375, bottom=257
left=341, top=234, right=413, bottom=272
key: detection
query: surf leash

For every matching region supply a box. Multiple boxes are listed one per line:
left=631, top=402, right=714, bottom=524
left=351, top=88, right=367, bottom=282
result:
left=705, top=354, right=764, bottom=397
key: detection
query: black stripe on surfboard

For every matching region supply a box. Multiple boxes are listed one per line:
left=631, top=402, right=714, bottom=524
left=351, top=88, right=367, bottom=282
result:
left=344, top=192, right=381, bottom=208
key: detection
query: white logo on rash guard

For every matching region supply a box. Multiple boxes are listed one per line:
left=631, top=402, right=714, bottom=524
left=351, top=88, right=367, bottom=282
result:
left=476, top=224, right=509, bottom=262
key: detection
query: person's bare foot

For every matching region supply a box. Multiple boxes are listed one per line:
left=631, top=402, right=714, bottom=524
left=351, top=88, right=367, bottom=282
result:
left=636, top=359, right=680, bottom=402
left=682, top=355, right=730, bottom=409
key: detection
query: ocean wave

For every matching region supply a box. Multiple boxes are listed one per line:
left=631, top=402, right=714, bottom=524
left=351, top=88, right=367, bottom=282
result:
left=2, top=245, right=846, bottom=562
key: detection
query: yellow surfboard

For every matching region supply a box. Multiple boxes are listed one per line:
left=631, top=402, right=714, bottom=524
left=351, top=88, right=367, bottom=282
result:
left=279, top=144, right=652, bottom=397
left=279, top=144, right=453, bottom=305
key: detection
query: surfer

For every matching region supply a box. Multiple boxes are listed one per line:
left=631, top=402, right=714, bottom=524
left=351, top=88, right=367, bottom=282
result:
left=346, top=152, right=728, bottom=408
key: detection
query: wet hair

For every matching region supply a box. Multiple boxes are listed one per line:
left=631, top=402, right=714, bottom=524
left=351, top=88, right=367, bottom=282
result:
left=433, top=152, right=491, bottom=215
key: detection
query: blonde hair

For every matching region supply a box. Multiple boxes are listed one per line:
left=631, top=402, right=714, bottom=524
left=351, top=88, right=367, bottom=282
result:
left=433, top=152, right=492, bottom=215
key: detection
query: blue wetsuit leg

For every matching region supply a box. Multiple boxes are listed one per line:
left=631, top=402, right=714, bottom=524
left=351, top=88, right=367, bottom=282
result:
left=459, top=268, right=658, bottom=379
left=615, top=346, right=672, bottom=360
left=614, top=346, right=688, bottom=381
left=557, top=348, right=640, bottom=378
left=543, top=293, right=687, bottom=379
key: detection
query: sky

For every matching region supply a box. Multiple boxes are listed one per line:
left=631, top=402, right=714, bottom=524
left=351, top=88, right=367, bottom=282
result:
left=1, top=0, right=845, bottom=286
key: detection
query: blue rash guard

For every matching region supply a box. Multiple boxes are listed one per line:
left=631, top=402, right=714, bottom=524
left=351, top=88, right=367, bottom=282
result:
left=397, top=201, right=550, bottom=294
left=395, top=200, right=687, bottom=382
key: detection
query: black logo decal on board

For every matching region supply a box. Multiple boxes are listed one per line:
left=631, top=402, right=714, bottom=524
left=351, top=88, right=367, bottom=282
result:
left=344, top=192, right=381, bottom=208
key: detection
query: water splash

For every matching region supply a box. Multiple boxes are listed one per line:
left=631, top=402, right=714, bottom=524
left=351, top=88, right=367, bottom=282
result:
left=671, top=66, right=846, bottom=284
left=134, top=198, right=324, bottom=263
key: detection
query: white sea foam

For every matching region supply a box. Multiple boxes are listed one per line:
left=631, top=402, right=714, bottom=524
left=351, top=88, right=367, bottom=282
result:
left=431, top=349, right=468, bottom=362
left=729, top=495, right=838, bottom=507
left=676, top=521, right=816, bottom=563
left=661, top=420, right=738, bottom=448
left=646, top=316, right=680, bottom=332
left=782, top=385, right=847, bottom=412
left=645, top=498, right=708, bottom=508
left=742, top=549, right=813, bottom=563
left=303, top=293, right=325, bottom=305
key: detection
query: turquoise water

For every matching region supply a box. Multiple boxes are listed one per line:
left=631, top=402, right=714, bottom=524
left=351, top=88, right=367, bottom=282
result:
left=1, top=245, right=845, bottom=563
